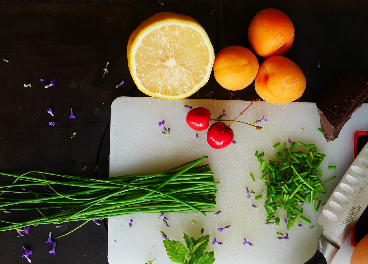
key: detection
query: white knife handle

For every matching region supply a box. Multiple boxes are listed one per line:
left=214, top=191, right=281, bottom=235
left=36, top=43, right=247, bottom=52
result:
left=317, top=141, right=368, bottom=253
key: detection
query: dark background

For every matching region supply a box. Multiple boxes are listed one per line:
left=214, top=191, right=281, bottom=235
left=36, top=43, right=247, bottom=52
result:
left=1, top=0, right=368, bottom=263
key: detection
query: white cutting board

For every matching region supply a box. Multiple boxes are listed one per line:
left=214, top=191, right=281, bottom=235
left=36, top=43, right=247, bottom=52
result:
left=108, top=96, right=368, bottom=264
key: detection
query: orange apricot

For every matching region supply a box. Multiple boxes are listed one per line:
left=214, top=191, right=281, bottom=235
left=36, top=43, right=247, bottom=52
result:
left=248, top=8, right=294, bottom=58
left=213, top=46, right=259, bottom=91
left=255, top=56, right=306, bottom=105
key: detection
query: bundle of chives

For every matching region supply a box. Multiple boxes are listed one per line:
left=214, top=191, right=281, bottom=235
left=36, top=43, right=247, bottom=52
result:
left=0, top=156, right=218, bottom=233
left=255, top=142, right=331, bottom=230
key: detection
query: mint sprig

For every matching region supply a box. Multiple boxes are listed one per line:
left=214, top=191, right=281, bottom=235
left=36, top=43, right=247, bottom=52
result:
left=163, top=233, right=215, bottom=264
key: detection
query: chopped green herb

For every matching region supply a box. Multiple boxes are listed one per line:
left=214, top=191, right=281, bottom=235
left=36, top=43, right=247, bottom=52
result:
left=317, top=128, right=324, bottom=136
left=250, top=173, right=255, bottom=182
left=309, top=226, right=315, bottom=229
left=324, top=176, right=336, bottom=184
left=328, top=166, right=336, bottom=170
left=255, top=194, right=263, bottom=200
left=254, top=141, right=329, bottom=230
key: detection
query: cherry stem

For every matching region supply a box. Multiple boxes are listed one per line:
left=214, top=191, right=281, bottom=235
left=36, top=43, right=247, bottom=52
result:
left=228, top=98, right=260, bottom=127
left=210, top=119, right=262, bottom=130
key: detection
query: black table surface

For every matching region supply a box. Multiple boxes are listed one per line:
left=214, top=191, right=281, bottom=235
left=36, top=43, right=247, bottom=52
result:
left=1, top=0, right=368, bottom=263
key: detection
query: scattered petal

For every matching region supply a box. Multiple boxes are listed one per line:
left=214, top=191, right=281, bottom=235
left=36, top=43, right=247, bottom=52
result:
left=40, top=79, right=44, bottom=82
left=22, top=246, right=32, bottom=263
left=287, top=138, right=292, bottom=145
left=265, top=222, right=275, bottom=225
left=158, top=0, right=164, bottom=5
left=191, top=220, right=197, bottom=225
left=210, top=9, right=215, bottom=15
left=251, top=204, right=257, bottom=209
left=69, top=108, right=76, bottom=119
left=160, top=231, right=169, bottom=240
left=48, top=122, right=55, bottom=126
left=229, top=91, right=235, bottom=100
left=212, top=237, right=223, bottom=245
left=301, top=128, right=305, bottom=133
left=129, top=219, right=133, bottom=228
left=184, top=105, right=192, bottom=110
left=246, top=187, right=251, bottom=199
left=92, top=219, right=102, bottom=225
left=146, top=258, right=156, bottom=264
left=116, top=80, right=124, bottom=88
left=158, top=120, right=170, bottom=137
left=277, top=233, right=289, bottom=241
left=47, top=108, right=54, bottom=116
left=46, top=232, right=53, bottom=244
left=318, top=61, right=321, bottom=68
left=204, top=90, right=215, bottom=98
left=243, top=238, right=254, bottom=246
left=16, top=229, right=24, bottom=237
left=23, top=227, right=30, bottom=235
left=232, top=140, right=237, bottom=144
left=3, top=58, right=9, bottom=62
left=81, top=165, right=87, bottom=171
left=217, top=110, right=227, bottom=119
left=298, top=224, right=302, bottom=227
left=45, top=79, right=55, bottom=88
left=284, top=219, right=288, bottom=224
left=24, top=83, right=31, bottom=88
left=4, top=210, right=11, bottom=213
left=201, top=228, right=204, bottom=234
left=71, top=132, right=76, bottom=138
left=49, top=242, right=56, bottom=255
left=214, top=211, right=221, bottom=216
left=218, top=225, right=231, bottom=232
left=159, top=213, right=165, bottom=218
left=55, top=224, right=62, bottom=228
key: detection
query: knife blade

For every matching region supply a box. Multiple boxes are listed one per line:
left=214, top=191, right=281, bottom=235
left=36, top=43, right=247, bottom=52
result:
left=312, top=140, right=368, bottom=264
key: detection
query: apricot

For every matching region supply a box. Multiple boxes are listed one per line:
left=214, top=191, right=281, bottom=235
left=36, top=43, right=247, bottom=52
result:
left=255, top=56, right=306, bottom=105
left=248, top=8, right=294, bottom=58
left=213, top=46, right=259, bottom=91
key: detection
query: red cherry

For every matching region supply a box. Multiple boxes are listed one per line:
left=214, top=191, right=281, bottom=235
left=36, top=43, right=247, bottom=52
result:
left=186, top=107, right=211, bottom=131
left=207, top=122, right=234, bottom=149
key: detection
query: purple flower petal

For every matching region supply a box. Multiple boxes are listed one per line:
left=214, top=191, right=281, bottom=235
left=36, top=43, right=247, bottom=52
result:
left=160, top=231, right=169, bottom=240
left=158, top=0, right=164, bottom=5
left=252, top=204, right=257, bottom=208
left=243, top=238, right=253, bottom=246
left=246, top=187, right=251, bottom=199
left=218, top=225, right=230, bottom=232
left=69, top=108, right=76, bottom=119
left=287, top=138, right=292, bottom=145
left=47, top=108, right=54, bottom=116
left=116, top=80, right=124, bottom=88
left=46, top=232, right=53, bottom=244
left=217, top=110, right=227, bottom=119
left=129, top=219, right=133, bottom=228
left=159, top=213, right=164, bottom=218
left=212, top=237, right=223, bottom=245
left=22, top=246, right=32, bottom=263
left=214, top=211, right=221, bottom=216
left=23, top=227, right=30, bottom=235
left=201, top=228, right=204, bottom=234
left=92, top=219, right=102, bottom=225
left=48, top=122, right=55, bottom=126
left=184, top=105, right=192, bottom=110
left=4, top=210, right=11, bottom=213
left=40, top=79, right=44, bottom=82
left=49, top=242, right=56, bottom=255
left=45, top=79, right=55, bottom=88
left=277, top=233, right=289, bottom=241
left=229, top=91, right=235, bottom=100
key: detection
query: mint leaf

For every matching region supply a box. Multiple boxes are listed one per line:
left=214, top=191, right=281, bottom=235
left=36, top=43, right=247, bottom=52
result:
left=188, top=251, right=215, bottom=264
left=163, top=240, right=189, bottom=263
left=183, top=233, right=194, bottom=253
left=192, top=235, right=210, bottom=257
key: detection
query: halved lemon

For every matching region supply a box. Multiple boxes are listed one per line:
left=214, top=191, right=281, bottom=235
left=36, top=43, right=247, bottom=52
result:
left=127, top=12, right=215, bottom=100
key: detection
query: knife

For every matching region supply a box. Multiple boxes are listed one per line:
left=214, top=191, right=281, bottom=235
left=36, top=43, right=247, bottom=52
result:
left=305, top=140, right=368, bottom=264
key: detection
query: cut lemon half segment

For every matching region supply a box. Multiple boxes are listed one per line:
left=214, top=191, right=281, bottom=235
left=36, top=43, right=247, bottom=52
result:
left=127, top=12, right=215, bottom=100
